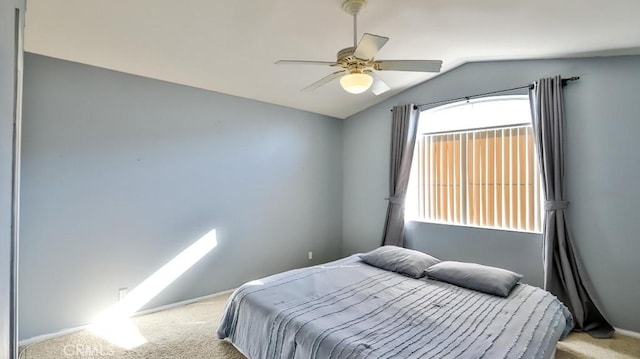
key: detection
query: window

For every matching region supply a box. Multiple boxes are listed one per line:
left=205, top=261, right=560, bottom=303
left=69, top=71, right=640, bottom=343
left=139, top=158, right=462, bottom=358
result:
left=406, top=96, right=542, bottom=233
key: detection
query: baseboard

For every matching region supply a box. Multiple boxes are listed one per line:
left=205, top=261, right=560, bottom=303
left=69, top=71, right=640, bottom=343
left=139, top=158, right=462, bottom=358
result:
left=133, top=288, right=235, bottom=317
left=615, top=327, right=640, bottom=339
left=18, top=288, right=236, bottom=347
left=19, top=326, right=87, bottom=347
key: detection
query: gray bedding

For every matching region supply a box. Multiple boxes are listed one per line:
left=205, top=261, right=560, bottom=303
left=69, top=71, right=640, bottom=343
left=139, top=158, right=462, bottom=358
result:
left=217, top=255, right=573, bottom=359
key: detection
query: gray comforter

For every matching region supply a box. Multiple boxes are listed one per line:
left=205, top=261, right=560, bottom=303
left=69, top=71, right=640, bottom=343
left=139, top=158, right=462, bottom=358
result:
left=218, top=255, right=573, bottom=359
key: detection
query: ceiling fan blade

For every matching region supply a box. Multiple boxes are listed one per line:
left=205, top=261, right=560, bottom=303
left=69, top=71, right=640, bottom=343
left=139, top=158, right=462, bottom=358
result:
left=367, top=72, right=391, bottom=96
left=353, top=33, right=389, bottom=60
left=375, top=60, right=443, bottom=72
left=302, top=70, right=347, bottom=91
left=276, top=60, right=337, bottom=66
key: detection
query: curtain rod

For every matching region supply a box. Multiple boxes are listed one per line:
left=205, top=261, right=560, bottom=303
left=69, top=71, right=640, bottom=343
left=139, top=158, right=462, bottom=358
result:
left=404, top=76, right=580, bottom=111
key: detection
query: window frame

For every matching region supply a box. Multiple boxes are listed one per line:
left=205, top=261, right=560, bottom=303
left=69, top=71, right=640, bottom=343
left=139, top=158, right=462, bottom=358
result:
left=405, top=95, right=543, bottom=234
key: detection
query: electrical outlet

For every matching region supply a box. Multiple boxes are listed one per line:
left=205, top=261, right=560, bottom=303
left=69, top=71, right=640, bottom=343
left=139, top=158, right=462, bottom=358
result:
left=118, top=288, right=128, bottom=302
left=308, top=251, right=313, bottom=260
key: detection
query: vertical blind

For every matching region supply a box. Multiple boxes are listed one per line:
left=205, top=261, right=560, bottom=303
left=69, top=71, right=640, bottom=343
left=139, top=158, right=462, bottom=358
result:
left=416, top=125, right=541, bottom=232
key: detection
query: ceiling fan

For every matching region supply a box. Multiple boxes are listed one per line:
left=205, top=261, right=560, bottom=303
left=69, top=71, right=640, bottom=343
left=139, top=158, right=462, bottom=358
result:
left=276, top=0, right=443, bottom=95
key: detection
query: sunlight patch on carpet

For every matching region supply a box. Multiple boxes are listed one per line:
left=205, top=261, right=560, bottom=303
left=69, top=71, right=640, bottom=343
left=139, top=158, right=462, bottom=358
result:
left=89, top=228, right=218, bottom=349
left=88, top=318, right=147, bottom=350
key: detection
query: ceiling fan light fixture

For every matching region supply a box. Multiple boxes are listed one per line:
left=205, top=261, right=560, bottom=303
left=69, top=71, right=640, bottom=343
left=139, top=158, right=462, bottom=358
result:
left=340, top=73, right=373, bottom=94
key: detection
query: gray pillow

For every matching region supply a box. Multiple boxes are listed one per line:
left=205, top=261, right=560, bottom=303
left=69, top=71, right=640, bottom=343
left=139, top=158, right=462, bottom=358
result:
left=425, top=261, right=523, bottom=297
left=359, top=246, right=440, bottom=278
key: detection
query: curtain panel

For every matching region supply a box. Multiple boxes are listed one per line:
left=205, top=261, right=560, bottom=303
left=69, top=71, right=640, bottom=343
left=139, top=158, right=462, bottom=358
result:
left=529, top=75, right=614, bottom=338
left=381, top=104, right=419, bottom=247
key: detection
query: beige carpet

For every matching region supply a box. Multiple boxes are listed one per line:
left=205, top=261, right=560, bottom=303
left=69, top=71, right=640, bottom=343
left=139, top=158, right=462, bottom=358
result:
left=556, top=331, right=640, bottom=359
left=19, top=293, right=640, bottom=358
left=19, top=294, right=245, bottom=359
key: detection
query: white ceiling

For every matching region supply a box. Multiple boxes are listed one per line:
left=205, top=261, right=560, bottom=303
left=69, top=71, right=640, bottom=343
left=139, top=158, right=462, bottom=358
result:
left=24, top=0, right=640, bottom=119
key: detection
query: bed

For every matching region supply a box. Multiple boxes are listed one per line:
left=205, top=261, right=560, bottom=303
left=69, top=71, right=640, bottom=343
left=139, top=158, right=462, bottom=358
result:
left=217, top=253, right=573, bottom=359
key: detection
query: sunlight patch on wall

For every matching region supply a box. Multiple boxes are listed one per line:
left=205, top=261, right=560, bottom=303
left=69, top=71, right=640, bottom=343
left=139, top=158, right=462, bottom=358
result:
left=89, top=228, right=218, bottom=349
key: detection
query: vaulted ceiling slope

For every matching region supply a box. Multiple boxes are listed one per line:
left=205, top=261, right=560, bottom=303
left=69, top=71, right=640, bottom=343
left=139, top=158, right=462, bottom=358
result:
left=24, top=0, right=640, bottom=119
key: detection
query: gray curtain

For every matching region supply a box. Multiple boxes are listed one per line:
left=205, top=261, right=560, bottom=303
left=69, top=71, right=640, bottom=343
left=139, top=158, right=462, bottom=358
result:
left=381, top=104, right=419, bottom=247
left=529, top=75, right=614, bottom=338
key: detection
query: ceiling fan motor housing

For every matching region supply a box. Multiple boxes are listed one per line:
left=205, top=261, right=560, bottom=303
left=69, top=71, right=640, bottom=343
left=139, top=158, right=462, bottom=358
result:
left=337, top=47, right=369, bottom=73
left=337, top=47, right=356, bottom=63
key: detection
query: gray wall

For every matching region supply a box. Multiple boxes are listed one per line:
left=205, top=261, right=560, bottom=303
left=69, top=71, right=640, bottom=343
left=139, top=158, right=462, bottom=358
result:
left=19, top=54, right=343, bottom=339
left=343, top=55, right=640, bottom=332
